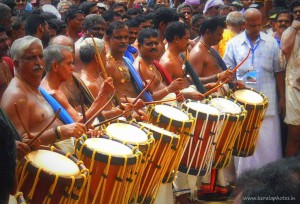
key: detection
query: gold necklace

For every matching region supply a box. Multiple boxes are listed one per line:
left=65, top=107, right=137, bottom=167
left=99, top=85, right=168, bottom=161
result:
left=168, top=50, right=183, bottom=65
left=81, top=70, right=103, bottom=86
left=16, top=76, right=45, bottom=102
left=139, top=57, right=163, bottom=82
left=109, top=53, right=130, bottom=84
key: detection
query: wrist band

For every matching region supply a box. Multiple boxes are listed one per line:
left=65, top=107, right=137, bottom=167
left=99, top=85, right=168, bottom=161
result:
left=54, top=127, right=61, bottom=140
left=57, top=126, right=62, bottom=140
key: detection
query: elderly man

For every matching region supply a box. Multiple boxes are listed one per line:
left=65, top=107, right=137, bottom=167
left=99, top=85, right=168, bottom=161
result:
left=273, top=9, right=293, bottom=47
left=281, top=0, right=300, bottom=156
left=1, top=36, right=86, bottom=153
left=224, top=8, right=285, bottom=175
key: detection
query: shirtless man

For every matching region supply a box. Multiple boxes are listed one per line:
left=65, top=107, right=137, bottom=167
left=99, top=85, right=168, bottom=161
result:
left=133, top=28, right=184, bottom=101
left=159, top=22, right=204, bottom=101
left=153, top=7, right=179, bottom=60
left=41, top=44, right=115, bottom=125
left=1, top=36, right=86, bottom=147
left=106, top=21, right=152, bottom=103
left=78, top=37, right=133, bottom=119
left=189, top=17, right=234, bottom=86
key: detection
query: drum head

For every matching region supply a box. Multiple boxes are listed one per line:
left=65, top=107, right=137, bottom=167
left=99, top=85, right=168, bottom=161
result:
left=210, top=98, right=242, bottom=115
left=106, top=123, right=148, bottom=144
left=185, top=102, right=220, bottom=115
left=85, top=138, right=133, bottom=157
left=139, top=122, right=178, bottom=138
left=154, top=104, right=190, bottom=122
left=26, top=150, right=80, bottom=177
left=232, top=89, right=264, bottom=105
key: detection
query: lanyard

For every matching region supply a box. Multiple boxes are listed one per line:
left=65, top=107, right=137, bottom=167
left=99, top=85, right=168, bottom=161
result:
left=274, top=34, right=281, bottom=48
left=246, top=32, right=261, bottom=69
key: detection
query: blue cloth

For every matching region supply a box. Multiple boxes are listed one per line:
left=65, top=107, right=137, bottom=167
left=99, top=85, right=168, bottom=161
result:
left=123, top=57, right=153, bottom=102
left=39, top=87, right=74, bottom=124
left=124, top=45, right=137, bottom=63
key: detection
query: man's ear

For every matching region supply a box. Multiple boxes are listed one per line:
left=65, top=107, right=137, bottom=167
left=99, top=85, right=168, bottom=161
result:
left=38, top=24, right=44, bottom=34
left=138, top=43, right=142, bottom=50
left=14, top=60, right=20, bottom=72
left=159, top=22, right=166, bottom=31
left=52, top=61, right=58, bottom=72
left=174, top=35, right=179, bottom=43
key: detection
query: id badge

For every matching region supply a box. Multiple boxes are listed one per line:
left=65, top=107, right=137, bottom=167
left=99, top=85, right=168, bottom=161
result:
left=242, top=66, right=257, bottom=89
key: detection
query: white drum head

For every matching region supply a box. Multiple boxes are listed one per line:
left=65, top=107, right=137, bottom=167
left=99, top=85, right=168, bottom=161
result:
left=233, top=89, right=264, bottom=105
left=26, top=150, right=80, bottom=177
left=210, top=98, right=242, bottom=114
left=185, top=102, right=220, bottom=115
left=139, top=122, right=178, bottom=138
left=85, top=138, right=133, bottom=157
left=106, top=123, right=148, bottom=144
left=154, top=105, right=189, bottom=122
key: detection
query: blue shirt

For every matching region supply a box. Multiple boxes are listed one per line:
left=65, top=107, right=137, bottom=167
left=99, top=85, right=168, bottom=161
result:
left=223, top=31, right=284, bottom=116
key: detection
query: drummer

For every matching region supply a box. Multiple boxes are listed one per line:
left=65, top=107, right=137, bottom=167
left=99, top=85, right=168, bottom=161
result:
left=133, top=28, right=185, bottom=102
left=0, top=36, right=87, bottom=150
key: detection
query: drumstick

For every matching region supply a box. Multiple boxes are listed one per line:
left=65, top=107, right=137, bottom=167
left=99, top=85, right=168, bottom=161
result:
left=15, top=103, right=33, bottom=138
left=84, top=90, right=116, bottom=126
left=215, top=48, right=251, bottom=85
left=28, top=108, right=61, bottom=147
left=144, top=97, right=179, bottom=105
left=91, top=35, right=123, bottom=108
left=203, top=79, right=230, bottom=97
left=133, top=75, right=155, bottom=104
left=79, top=94, right=87, bottom=124
left=93, top=110, right=132, bottom=128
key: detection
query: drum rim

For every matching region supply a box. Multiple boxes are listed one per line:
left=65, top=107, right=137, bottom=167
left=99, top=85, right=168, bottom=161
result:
left=208, top=95, right=247, bottom=122
left=76, top=135, right=141, bottom=165
left=21, top=146, right=87, bottom=187
left=147, top=103, right=193, bottom=128
left=138, top=122, right=180, bottom=145
left=182, top=100, right=225, bottom=122
left=103, top=119, right=155, bottom=146
left=231, top=88, right=268, bottom=110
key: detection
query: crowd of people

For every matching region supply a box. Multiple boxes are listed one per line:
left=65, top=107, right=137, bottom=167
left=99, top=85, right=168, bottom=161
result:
left=0, top=0, right=300, bottom=203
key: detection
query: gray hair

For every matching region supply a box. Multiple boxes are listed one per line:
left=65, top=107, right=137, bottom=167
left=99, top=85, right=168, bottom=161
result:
left=176, top=3, right=192, bottom=13
left=79, top=37, right=105, bottom=64
left=43, top=45, right=73, bottom=72
left=0, top=3, right=10, bottom=20
left=49, top=35, right=74, bottom=51
left=10, top=36, right=42, bottom=61
left=83, top=14, right=105, bottom=29
left=57, top=0, right=73, bottom=13
left=226, top=11, right=243, bottom=26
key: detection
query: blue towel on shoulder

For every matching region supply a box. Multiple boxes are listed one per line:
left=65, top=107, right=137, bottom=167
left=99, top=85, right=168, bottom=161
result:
left=39, top=87, right=74, bottom=124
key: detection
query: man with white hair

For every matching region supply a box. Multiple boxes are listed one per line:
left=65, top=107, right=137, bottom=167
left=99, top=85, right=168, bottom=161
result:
left=203, top=0, right=224, bottom=17
left=0, top=36, right=87, bottom=151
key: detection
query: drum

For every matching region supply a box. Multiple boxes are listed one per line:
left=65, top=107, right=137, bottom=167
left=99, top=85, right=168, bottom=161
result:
left=231, top=88, right=268, bottom=157
left=146, top=103, right=194, bottom=182
left=138, top=122, right=180, bottom=203
left=181, top=100, right=224, bottom=176
left=17, top=146, right=88, bottom=204
left=209, top=96, right=247, bottom=168
left=75, top=136, right=142, bottom=204
left=9, top=192, right=26, bottom=204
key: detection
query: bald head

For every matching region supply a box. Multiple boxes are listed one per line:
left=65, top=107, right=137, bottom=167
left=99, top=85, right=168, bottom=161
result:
left=243, top=8, right=262, bottom=22
left=49, top=35, right=74, bottom=50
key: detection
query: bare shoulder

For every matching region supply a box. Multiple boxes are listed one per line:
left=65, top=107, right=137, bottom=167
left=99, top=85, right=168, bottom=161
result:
left=1, top=78, right=28, bottom=108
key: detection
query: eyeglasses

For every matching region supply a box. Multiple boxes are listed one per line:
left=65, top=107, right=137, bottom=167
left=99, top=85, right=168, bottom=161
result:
left=277, top=20, right=291, bottom=23
left=182, top=11, right=192, bottom=15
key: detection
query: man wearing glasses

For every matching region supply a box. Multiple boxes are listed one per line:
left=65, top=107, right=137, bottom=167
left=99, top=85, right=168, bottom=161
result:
left=281, top=0, right=300, bottom=157
left=273, top=10, right=293, bottom=47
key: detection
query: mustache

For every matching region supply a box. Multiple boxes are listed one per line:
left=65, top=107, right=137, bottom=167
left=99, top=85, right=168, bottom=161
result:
left=279, top=25, right=287, bottom=29
left=33, top=65, right=44, bottom=70
left=150, top=48, right=157, bottom=52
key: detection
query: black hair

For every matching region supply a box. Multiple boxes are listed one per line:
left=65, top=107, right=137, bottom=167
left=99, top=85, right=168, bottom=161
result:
left=191, top=14, right=205, bottom=26
left=112, top=2, right=127, bottom=12
left=138, top=28, right=158, bottom=44
left=165, top=21, right=188, bottom=43
left=64, top=5, right=83, bottom=24
left=82, top=14, right=105, bottom=29
left=125, top=19, right=139, bottom=28
left=0, top=25, right=6, bottom=33
left=106, top=20, right=127, bottom=38
left=24, top=14, right=47, bottom=36
left=153, top=7, right=179, bottom=29
left=126, top=7, right=143, bottom=16
left=79, top=1, right=97, bottom=16
left=102, top=10, right=122, bottom=23
left=199, top=17, right=226, bottom=36
left=275, top=9, right=293, bottom=22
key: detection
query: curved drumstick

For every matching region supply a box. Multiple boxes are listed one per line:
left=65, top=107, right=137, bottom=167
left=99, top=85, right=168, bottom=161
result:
left=93, top=110, right=132, bottom=128
left=15, top=103, right=32, bottom=138
left=133, top=75, right=155, bottom=104
left=28, top=108, right=61, bottom=147
left=79, top=94, right=87, bottom=124
left=84, top=90, right=116, bottom=126
left=215, top=49, right=251, bottom=85
left=203, top=79, right=230, bottom=97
